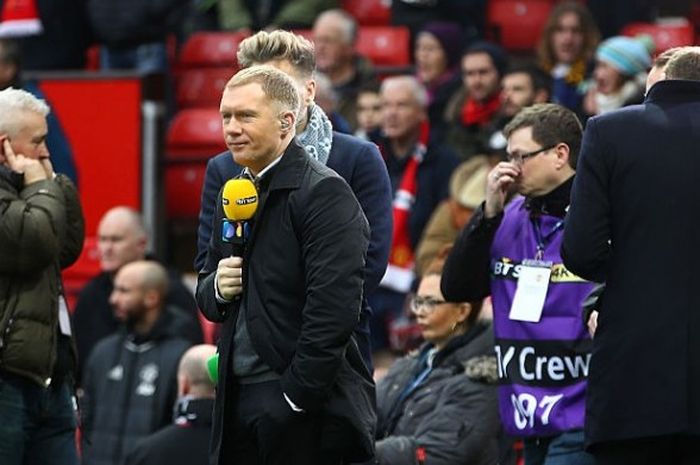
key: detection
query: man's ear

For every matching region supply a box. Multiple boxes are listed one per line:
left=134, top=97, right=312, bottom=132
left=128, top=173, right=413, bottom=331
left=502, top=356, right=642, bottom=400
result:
left=143, top=288, right=161, bottom=309
left=554, top=142, right=571, bottom=169
left=305, top=79, right=317, bottom=106
left=280, top=112, right=296, bottom=135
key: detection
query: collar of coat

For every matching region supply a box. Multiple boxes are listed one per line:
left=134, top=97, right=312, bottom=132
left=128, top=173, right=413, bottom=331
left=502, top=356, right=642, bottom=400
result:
left=646, top=79, right=700, bottom=104
left=256, top=139, right=310, bottom=193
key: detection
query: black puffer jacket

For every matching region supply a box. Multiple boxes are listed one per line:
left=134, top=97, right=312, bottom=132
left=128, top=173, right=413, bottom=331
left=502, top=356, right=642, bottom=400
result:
left=81, top=307, right=192, bottom=465
left=376, top=321, right=500, bottom=465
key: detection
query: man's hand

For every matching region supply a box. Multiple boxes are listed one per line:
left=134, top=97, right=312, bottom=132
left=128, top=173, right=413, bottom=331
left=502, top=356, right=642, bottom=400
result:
left=3, top=139, right=48, bottom=185
left=484, top=162, right=520, bottom=218
left=216, top=256, right=243, bottom=301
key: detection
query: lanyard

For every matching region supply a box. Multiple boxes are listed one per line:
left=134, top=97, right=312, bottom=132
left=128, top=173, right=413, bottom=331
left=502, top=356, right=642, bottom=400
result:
left=530, top=216, right=565, bottom=260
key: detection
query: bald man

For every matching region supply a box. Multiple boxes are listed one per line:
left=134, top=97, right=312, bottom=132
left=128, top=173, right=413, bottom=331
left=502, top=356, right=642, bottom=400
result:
left=125, top=344, right=217, bottom=465
left=73, top=206, right=202, bottom=381
left=81, top=261, right=194, bottom=465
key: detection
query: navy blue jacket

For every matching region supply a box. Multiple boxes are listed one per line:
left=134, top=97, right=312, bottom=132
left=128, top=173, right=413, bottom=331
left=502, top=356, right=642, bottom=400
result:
left=195, top=131, right=393, bottom=367
left=562, top=80, right=700, bottom=446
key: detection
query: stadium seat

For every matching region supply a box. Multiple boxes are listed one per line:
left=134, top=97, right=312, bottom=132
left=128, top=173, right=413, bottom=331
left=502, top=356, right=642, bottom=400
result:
left=176, top=68, right=233, bottom=109
left=356, top=26, right=411, bottom=66
left=621, top=19, right=695, bottom=53
left=178, top=31, right=249, bottom=69
left=62, top=236, right=101, bottom=310
left=486, top=0, right=554, bottom=52
left=341, top=0, right=391, bottom=26
left=165, top=109, right=226, bottom=219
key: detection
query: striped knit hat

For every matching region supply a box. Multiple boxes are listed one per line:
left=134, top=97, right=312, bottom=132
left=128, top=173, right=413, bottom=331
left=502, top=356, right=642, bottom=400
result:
left=596, top=35, right=654, bottom=76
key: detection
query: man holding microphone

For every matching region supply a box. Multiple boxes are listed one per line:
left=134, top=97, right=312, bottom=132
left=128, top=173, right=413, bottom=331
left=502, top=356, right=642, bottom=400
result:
left=196, top=65, right=374, bottom=465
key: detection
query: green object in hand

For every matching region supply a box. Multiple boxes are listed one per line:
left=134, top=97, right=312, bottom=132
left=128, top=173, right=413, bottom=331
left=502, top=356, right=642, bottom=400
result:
left=206, top=353, right=219, bottom=384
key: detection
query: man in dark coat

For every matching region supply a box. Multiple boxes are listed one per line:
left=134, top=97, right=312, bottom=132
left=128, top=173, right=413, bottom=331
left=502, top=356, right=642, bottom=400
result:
left=196, top=65, right=374, bottom=465
left=195, top=29, right=392, bottom=370
left=562, top=47, right=700, bottom=464
left=125, top=344, right=217, bottom=465
left=81, top=261, right=193, bottom=465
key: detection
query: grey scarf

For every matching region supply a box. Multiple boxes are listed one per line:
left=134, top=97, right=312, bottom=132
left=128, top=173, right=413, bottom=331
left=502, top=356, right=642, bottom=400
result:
left=297, top=104, right=333, bottom=165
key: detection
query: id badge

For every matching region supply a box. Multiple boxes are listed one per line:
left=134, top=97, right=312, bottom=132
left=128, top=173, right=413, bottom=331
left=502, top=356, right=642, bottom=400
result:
left=509, top=259, right=552, bottom=323
left=58, top=295, right=72, bottom=336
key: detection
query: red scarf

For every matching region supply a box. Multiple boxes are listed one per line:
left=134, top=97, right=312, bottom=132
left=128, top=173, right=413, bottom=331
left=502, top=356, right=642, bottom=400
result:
left=0, top=0, right=42, bottom=37
left=460, top=92, right=501, bottom=127
left=381, top=121, right=430, bottom=293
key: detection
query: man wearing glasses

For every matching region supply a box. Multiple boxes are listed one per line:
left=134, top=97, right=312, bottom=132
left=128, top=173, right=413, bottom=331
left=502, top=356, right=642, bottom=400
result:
left=441, top=103, right=596, bottom=465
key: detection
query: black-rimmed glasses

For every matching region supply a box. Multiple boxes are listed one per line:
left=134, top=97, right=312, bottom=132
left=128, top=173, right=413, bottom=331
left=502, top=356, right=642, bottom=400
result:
left=507, top=144, right=558, bottom=165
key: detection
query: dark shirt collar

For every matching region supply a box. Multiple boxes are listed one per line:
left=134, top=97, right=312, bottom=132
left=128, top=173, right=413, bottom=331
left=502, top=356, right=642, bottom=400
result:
left=524, top=175, right=574, bottom=218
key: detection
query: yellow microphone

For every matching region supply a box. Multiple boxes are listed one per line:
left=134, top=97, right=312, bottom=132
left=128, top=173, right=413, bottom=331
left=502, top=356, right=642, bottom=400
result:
left=221, top=178, right=258, bottom=256
left=222, top=178, right=258, bottom=221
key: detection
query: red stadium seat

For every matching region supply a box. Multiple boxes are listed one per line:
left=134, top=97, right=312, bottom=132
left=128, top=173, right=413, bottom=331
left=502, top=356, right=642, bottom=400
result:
left=62, top=236, right=101, bottom=310
left=178, top=31, right=249, bottom=69
left=486, top=0, right=554, bottom=52
left=621, top=19, right=695, bottom=54
left=166, top=108, right=225, bottom=159
left=356, top=26, right=411, bottom=66
left=176, top=68, right=233, bottom=109
left=341, top=0, right=391, bottom=26
left=166, top=109, right=226, bottom=219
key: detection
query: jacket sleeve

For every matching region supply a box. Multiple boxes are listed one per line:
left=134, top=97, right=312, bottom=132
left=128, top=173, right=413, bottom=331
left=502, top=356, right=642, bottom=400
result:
left=441, top=203, right=502, bottom=303
left=195, top=187, right=237, bottom=324
left=55, top=174, right=85, bottom=270
left=195, top=157, right=224, bottom=272
left=351, top=141, right=392, bottom=294
left=561, top=117, right=612, bottom=282
left=0, top=178, right=67, bottom=274
left=376, top=379, right=499, bottom=465
left=280, top=176, right=370, bottom=412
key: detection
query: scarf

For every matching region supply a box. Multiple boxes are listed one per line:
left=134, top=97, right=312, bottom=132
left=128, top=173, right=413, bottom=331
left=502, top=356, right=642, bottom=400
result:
left=297, top=103, right=333, bottom=165
left=380, top=121, right=430, bottom=293
left=460, top=92, right=501, bottom=127
left=0, top=0, right=42, bottom=37
left=594, top=76, right=645, bottom=115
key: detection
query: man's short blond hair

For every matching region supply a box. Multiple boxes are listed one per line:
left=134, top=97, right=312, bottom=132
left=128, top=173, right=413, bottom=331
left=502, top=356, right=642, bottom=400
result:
left=237, top=30, right=316, bottom=78
left=226, top=65, right=301, bottom=117
left=665, top=46, right=700, bottom=81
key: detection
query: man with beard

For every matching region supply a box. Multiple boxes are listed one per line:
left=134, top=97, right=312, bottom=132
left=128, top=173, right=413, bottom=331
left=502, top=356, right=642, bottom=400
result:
left=81, top=261, right=192, bottom=465
left=444, top=41, right=509, bottom=160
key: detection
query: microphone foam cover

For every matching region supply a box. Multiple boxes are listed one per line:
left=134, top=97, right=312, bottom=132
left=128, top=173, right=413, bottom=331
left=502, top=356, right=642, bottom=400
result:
left=222, top=178, right=258, bottom=221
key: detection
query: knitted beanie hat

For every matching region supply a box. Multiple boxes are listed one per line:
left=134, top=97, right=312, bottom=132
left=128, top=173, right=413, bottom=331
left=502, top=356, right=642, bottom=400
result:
left=419, top=21, right=465, bottom=69
left=465, top=41, right=509, bottom=77
left=596, top=35, right=654, bottom=76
